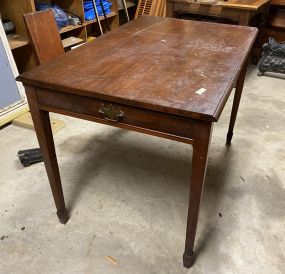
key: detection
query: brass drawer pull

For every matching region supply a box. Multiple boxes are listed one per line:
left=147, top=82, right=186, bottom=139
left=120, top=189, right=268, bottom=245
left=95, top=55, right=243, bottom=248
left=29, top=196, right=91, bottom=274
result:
left=99, top=103, right=124, bottom=122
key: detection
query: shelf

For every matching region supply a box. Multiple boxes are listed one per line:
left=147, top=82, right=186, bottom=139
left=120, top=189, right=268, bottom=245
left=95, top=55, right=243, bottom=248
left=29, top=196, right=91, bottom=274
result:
left=62, top=36, right=84, bottom=48
left=7, top=35, right=29, bottom=50
left=118, top=0, right=136, bottom=10
left=84, top=11, right=118, bottom=25
left=59, top=24, right=84, bottom=34
left=59, top=11, right=117, bottom=34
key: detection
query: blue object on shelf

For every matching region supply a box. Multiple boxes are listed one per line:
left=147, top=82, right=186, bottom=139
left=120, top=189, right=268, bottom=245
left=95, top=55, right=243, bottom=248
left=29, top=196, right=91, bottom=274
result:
left=83, top=0, right=112, bottom=20
left=35, top=2, right=68, bottom=30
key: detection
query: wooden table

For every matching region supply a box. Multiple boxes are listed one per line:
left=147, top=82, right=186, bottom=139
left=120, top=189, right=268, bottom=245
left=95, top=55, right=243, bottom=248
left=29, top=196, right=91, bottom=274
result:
left=17, top=16, right=257, bottom=268
left=166, top=0, right=270, bottom=26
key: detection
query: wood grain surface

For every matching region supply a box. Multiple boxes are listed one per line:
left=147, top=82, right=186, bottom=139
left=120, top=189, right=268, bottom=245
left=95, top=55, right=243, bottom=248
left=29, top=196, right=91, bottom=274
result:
left=17, top=16, right=257, bottom=122
left=17, top=16, right=255, bottom=267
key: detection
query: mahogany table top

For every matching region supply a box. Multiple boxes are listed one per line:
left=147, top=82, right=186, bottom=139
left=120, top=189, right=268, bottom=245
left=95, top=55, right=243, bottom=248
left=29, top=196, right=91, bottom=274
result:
left=18, top=16, right=258, bottom=122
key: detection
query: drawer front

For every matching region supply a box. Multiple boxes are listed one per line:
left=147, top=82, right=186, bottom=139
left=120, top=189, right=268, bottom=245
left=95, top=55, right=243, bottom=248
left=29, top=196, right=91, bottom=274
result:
left=36, top=88, right=194, bottom=140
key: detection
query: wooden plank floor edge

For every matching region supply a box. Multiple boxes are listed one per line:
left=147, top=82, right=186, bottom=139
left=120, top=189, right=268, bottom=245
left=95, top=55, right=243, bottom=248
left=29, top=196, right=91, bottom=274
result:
left=0, top=106, right=29, bottom=127
left=13, top=112, right=65, bottom=134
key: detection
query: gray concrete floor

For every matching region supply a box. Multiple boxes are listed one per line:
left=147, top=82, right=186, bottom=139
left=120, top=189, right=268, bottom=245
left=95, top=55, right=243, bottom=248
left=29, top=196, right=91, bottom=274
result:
left=0, top=66, right=284, bottom=274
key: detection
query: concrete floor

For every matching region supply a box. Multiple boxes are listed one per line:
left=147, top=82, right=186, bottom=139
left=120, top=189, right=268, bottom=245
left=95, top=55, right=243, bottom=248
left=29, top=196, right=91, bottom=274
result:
left=0, top=66, right=284, bottom=274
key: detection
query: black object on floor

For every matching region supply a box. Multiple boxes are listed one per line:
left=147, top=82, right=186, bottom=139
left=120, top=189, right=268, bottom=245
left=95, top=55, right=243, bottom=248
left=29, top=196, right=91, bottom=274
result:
left=18, top=148, right=43, bottom=167
left=258, top=38, right=285, bottom=76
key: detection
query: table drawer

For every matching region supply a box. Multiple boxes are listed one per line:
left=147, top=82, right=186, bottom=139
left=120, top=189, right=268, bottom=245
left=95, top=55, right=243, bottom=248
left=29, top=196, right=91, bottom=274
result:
left=36, top=88, right=194, bottom=141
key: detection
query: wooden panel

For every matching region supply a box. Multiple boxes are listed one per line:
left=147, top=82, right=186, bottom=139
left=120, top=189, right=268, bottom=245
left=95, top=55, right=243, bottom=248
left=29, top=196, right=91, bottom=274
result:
left=24, top=9, right=65, bottom=65
left=36, top=88, right=195, bottom=142
left=111, top=0, right=119, bottom=15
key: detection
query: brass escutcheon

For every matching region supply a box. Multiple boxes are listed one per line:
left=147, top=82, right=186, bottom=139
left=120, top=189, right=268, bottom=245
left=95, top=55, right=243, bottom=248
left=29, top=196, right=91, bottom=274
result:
left=99, top=103, right=124, bottom=122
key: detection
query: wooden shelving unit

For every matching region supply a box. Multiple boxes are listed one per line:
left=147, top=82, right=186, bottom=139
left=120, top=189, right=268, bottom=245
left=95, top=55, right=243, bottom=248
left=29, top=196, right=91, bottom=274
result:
left=254, top=0, right=285, bottom=53
left=262, top=0, right=285, bottom=43
left=7, top=35, right=30, bottom=50
left=0, top=0, right=119, bottom=73
left=59, top=24, right=83, bottom=34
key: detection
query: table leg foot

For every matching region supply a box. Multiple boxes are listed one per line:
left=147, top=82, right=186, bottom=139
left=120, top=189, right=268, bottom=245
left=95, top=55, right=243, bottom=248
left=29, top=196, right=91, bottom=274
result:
left=226, top=131, right=233, bottom=145
left=183, top=251, right=195, bottom=268
left=57, top=209, right=70, bottom=224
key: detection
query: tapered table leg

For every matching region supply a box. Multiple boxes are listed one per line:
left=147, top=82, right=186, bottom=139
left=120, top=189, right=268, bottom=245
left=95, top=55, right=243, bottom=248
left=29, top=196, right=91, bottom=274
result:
left=25, top=86, right=69, bottom=224
left=183, top=121, right=213, bottom=268
left=226, top=57, right=249, bottom=145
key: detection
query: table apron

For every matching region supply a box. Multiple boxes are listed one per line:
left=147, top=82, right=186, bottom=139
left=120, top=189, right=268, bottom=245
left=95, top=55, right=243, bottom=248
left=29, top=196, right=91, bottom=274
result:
left=35, top=87, right=195, bottom=144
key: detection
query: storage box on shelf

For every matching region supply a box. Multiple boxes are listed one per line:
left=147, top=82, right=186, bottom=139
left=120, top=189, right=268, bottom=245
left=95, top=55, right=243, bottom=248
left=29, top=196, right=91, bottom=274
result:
left=0, top=0, right=119, bottom=73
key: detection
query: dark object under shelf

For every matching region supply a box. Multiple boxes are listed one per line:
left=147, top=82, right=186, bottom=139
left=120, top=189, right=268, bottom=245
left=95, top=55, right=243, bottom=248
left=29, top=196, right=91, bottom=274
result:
left=258, top=37, right=285, bottom=75
left=2, top=19, right=16, bottom=34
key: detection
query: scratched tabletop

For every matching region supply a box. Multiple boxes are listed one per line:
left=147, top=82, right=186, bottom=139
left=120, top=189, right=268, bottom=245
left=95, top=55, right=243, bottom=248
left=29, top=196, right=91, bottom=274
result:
left=18, top=16, right=258, bottom=122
